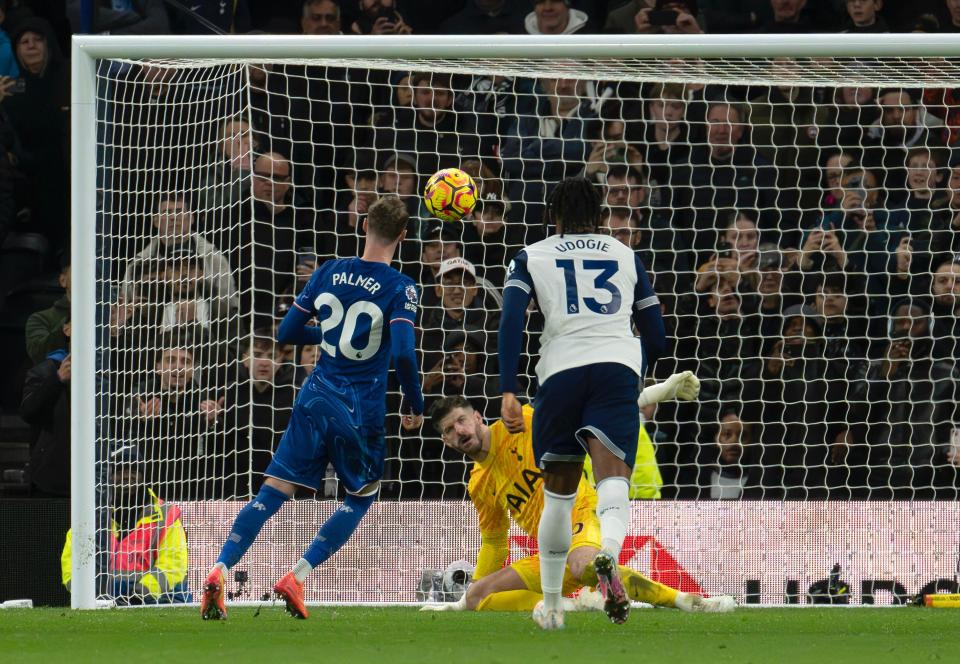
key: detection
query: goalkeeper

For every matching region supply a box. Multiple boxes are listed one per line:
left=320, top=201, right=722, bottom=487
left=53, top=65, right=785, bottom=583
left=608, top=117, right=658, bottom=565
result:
left=425, top=371, right=735, bottom=613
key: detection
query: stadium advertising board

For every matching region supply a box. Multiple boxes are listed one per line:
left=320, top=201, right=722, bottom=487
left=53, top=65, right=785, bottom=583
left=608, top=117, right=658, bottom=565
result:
left=183, top=501, right=960, bottom=605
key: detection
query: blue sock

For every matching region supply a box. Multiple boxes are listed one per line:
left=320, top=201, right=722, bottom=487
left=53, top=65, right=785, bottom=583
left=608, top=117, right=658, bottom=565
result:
left=216, top=485, right=288, bottom=569
left=302, top=493, right=375, bottom=567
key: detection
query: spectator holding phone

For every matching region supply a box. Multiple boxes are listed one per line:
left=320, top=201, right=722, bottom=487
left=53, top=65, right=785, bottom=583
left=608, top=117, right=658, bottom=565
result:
left=799, top=169, right=886, bottom=275
left=584, top=123, right=646, bottom=184
left=695, top=233, right=753, bottom=299
left=632, top=0, right=703, bottom=34
left=754, top=242, right=801, bottom=340
left=720, top=210, right=761, bottom=273
left=350, top=0, right=413, bottom=34
left=818, top=150, right=856, bottom=212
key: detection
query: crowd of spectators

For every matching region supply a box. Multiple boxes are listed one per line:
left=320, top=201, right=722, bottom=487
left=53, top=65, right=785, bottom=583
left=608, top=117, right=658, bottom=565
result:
left=5, top=0, right=960, bottom=505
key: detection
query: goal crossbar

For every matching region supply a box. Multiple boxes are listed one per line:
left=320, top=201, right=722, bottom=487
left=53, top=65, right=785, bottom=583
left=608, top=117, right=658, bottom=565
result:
left=72, top=33, right=960, bottom=60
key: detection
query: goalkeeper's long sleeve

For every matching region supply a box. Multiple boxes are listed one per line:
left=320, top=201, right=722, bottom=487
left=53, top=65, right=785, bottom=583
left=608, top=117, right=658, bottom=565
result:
left=390, top=320, right=424, bottom=416
left=276, top=306, right=325, bottom=346
left=497, top=284, right=531, bottom=395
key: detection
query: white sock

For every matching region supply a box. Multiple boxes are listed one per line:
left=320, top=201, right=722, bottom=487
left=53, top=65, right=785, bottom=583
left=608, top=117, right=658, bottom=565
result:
left=539, top=489, right=576, bottom=611
left=213, top=561, right=227, bottom=574
left=292, top=558, right=313, bottom=584
left=596, top=477, right=630, bottom=560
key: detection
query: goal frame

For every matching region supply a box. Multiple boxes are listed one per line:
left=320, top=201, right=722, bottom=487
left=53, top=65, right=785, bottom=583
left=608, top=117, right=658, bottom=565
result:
left=70, top=32, right=960, bottom=610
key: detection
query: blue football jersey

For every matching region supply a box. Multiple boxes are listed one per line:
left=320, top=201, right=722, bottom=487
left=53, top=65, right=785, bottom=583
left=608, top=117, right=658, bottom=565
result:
left=293, top=257, right=418, bottom=409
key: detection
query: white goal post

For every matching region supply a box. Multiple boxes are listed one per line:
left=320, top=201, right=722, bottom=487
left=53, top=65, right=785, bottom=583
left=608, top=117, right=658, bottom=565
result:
left=70, top=33, right=960, bottom=610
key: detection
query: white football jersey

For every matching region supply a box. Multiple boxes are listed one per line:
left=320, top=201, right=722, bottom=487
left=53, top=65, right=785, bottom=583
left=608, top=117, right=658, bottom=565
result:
left=505, top=232, right=659, bottom=385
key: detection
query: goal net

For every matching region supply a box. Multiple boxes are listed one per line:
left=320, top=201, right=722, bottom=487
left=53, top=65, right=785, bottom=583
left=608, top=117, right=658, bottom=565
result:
left=74, top=35, right=960, bottom=608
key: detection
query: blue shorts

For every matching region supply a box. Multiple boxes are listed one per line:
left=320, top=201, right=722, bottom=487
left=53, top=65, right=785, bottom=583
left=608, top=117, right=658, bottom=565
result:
left=532, top=363, right=641, bottom=469
left=265, top=378, right=385, bottom=495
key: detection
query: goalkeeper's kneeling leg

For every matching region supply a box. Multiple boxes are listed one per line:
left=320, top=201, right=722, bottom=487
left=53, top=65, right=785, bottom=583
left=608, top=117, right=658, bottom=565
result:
left=465, top=567, right=532, bottom=611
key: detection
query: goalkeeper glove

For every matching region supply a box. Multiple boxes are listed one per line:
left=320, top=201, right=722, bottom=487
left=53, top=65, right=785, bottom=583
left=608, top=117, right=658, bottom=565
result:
left=418, top=595, right=467, bottom=612
left=637, top=371, right=700, bottom=408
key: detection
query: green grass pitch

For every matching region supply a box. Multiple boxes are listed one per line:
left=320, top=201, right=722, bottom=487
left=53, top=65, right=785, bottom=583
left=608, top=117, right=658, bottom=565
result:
left=1, top=607, right=955, bottom=663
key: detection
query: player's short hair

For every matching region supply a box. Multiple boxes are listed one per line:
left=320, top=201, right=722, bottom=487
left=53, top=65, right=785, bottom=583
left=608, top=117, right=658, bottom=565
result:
left=906, top=145, right=948, bottom=169
left=548, top=176, right=602, bottom=235
left=366, top=195, right=409, bottom=243
left=601, top=206, right=638, bottom=228
left=706, top=100, right=746, bottom=124
left=428, top=395, right=473, bottom=433
left=411, top=71, right=452, bottom=89
left=606, top=163, right=645, bottom=184
left=820, top=270, right=849, bottom=295
left=245, top=327, right=277, bottom=357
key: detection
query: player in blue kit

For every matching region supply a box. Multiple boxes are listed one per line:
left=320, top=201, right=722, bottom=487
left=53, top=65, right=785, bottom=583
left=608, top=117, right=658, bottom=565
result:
left=200, top=195, right=424, bottom=620
left=498, top=177, right=667, bottom=630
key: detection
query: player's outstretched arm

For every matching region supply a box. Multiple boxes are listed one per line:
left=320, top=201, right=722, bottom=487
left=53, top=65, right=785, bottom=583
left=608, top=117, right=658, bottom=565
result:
left=276, top=304, right=325, bottom=346
left=497, top=285, right=530, bottom=433
left=498, top=252, right=534, bottom=433
left=637, top=371, right=701, bottom=408
left=390, top=319, right=424, bottom=430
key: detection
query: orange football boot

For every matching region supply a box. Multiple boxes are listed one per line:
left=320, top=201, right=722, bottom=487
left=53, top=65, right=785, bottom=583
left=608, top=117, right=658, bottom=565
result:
left=200, top=567, right=227, bottom=620
left=273, top=572, right=308, bottom=619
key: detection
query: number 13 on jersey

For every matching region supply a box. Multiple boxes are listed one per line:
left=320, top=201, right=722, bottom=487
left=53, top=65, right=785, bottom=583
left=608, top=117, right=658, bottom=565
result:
left=554, top=259, right=622, bottom=315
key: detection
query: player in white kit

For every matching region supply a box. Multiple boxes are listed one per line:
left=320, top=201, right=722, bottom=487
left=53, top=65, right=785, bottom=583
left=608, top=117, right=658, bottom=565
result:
left=497, top=177, right=666, bottom=630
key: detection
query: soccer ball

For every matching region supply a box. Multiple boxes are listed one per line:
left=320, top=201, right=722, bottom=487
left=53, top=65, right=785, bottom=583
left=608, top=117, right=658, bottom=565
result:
left=423, top=167, right=477, bottom=222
